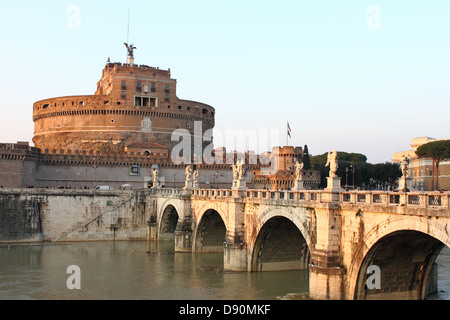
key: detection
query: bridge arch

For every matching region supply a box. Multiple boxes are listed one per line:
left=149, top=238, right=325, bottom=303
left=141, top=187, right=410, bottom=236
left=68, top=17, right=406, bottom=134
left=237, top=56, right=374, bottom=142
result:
left=251, top=207, right=311, bottom=272
left=193, top=209, right=227, bottom=253
left=348, top=216, right=450, bottom=300
left=159, top=201, right=181, bottom=240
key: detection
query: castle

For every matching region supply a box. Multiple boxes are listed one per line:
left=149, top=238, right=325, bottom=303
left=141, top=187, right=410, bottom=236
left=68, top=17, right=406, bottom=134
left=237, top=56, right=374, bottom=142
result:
left=33, top=48, right=215, bottom=156
left=0, top=44, right=318, bottom=190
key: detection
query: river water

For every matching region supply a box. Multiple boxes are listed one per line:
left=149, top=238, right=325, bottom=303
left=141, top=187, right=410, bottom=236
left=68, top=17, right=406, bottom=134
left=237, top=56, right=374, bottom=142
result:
left=0, top=241, right=449, bottom=300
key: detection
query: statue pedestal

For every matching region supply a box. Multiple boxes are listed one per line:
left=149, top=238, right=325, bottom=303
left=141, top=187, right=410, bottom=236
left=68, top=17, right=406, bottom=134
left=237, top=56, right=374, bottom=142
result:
left=152, top=181, right=161, bottom=189
left=398, top=177, right=414, bottom=191
left=184, top=181, right=193, bottom=190
left=325, top=176, right=343, bottom=192
left=292, top=179, right=305, bottom=191
left=232, top=179, right=247, bottom=191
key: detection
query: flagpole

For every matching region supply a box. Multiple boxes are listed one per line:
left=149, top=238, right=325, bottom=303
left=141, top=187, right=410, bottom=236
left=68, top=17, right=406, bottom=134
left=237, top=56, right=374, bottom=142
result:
left=287, top=121, right=290, bottom=147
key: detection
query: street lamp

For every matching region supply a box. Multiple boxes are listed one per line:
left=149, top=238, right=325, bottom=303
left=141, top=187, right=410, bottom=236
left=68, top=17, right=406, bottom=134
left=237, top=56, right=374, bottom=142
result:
left=401, top=156, right=409, bottom=192
left=345, top=167, right=349, bottom=189
left=351, top=162, right=355, bottom=189
left=92, top=157, right=97, bottom=189
left=215, top=171, right=219, bottom=189
left=346, top=163, right=355, bottom=190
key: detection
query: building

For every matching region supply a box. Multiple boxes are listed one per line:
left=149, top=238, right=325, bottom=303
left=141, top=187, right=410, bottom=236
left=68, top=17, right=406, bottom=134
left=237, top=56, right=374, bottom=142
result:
left=0, top=44, right=320, bottom=191
left=253, top=146, right=320, bottom=190
left=33, top=45, right=215, bottom=157
left=392, top=136, right=450, bottom=191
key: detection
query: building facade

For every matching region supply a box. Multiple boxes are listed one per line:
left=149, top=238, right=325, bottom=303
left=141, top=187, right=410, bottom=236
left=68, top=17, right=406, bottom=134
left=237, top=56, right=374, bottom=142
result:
left=253, top=146, right=320, bottom=190
left=392, top=136, right=450, bottom=191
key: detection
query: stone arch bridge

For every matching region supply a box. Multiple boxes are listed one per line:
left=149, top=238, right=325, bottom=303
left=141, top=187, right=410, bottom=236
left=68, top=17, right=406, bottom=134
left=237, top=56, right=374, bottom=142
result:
left=147, top=187, right=450, bottom=300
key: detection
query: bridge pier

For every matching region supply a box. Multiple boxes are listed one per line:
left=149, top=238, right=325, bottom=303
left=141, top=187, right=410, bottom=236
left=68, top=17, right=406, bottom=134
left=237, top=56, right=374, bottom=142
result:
left=174, top=218, right=193, bottom=252
left=224, top=243, right=248, bottom=271
left=147, top=218, right=158, bottom=241
left=309, top=204, right=346, bottom=300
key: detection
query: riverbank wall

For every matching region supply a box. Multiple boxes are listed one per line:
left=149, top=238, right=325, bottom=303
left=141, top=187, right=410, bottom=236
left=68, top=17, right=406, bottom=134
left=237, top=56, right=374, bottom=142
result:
left=0, top=189, right=150, bottom=243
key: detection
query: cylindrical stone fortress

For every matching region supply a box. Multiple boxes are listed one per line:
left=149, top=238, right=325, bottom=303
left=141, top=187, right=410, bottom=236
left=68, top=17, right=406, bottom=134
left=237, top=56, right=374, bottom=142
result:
left=33, top=62, right=215, bottom=156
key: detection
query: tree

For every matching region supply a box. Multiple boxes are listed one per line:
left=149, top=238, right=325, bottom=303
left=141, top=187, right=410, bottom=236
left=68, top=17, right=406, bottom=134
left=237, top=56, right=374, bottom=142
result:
left=310, top=151, right=401, bottom=189
left=415, top=140, right=450, bottom=190
left=302, top=145, right=311, bottom=170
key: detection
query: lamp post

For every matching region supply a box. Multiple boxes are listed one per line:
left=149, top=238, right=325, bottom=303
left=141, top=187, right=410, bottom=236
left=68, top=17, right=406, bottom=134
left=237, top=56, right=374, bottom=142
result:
left=215, top=171, right=219, bottom=189
left=92, top=157, right=97, bottom=189
left=345, top=167, right=349, bottom=190
left=346, top=163, right=355, bottom=190
left=401, top=156, right=409, bottom=192
left=351, top=162, right=355, bottom=189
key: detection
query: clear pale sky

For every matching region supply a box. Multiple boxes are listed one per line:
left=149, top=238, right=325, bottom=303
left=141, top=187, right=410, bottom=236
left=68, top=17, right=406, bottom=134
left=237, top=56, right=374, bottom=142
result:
left=0, top=0, right=448, bottom=163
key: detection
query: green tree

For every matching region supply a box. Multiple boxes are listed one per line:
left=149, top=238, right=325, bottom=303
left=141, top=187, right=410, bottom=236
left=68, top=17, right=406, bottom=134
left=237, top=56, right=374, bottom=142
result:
left=415, top=140, right=450, bottom=190
left=302, top=145, right=311, bottom=170
left=311, top=151, right=401, bottom=189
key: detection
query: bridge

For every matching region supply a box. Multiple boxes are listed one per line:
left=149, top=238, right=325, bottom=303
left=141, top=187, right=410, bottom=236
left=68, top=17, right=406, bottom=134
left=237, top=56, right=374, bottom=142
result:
left=147, top=187, right=450, bottom=300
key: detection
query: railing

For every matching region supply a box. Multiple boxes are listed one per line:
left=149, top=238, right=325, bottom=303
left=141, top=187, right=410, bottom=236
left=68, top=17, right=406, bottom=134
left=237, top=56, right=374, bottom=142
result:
left=187, top=188, right=450, bottom=210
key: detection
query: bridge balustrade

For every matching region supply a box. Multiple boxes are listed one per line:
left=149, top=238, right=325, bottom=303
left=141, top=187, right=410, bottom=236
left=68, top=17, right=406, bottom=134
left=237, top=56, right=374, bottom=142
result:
left=186, top=188, right=449, bottom=210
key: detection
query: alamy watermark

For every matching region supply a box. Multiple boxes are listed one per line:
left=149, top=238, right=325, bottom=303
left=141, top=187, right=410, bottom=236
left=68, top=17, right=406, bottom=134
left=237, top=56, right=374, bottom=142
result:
left=170, top=122, right=281, bottom=172
left=67, top=5, right=81, bottom=30
left=66, top=265, right=81, bottom=290
left=366, top=265, right=381, bottom=290
left=367, top=5, right=381, bottom=30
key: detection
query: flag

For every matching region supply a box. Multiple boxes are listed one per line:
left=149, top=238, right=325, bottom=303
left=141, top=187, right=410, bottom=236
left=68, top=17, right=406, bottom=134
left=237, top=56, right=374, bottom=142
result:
left=287, top=122, right=291, bottom=138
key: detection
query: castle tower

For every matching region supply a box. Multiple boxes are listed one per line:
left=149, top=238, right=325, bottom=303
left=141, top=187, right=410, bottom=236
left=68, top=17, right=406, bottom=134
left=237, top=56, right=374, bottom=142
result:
left=32, top=45, right=215, bottom=157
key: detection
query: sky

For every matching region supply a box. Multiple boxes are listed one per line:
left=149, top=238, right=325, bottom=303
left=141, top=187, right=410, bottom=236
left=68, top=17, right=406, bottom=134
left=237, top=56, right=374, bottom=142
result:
left=0, top=0, right=448, bottom=164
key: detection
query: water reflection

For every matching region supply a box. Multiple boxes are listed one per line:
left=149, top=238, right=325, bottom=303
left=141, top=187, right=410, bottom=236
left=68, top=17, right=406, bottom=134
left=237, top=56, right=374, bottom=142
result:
left=0, top=242, right=448, bottom=300
left=0, top=241, right=308, bottom=300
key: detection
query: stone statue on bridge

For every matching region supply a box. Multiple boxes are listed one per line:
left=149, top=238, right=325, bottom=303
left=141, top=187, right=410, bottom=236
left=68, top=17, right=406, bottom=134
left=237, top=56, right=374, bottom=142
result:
left=324, top=149, right=343, bottom=193
left=294, top=161, right=304, bottom=181
left=184, top=166, right=193, bottom=189
left=232, top=159, right=247, bottom=191
left=292, top=161, right=305, bottom=191
left=193, top=170, right=199, bottom=189
left=325, top=150, right=338, bottom=178
left=152, top=166, right=161, bottom=189
left=237, top=159, right=245, bottom=180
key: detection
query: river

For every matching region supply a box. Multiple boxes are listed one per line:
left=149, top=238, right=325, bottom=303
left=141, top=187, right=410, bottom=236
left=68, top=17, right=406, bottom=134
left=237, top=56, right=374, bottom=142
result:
left=0, top=241, right=448, bottom=300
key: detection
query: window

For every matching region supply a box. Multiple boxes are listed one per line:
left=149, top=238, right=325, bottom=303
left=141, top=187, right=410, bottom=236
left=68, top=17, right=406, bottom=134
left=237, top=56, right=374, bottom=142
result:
left=135, top=96, right=157, bottom=107
left=121, top=81, right=126, bottom=90
left=151, top=83, right=156, bottom=92
left=165, top=95, right=170, bottom=102
left=136, top=81, right=142, bottom=91
left=165, top=85, right=170, bottom=94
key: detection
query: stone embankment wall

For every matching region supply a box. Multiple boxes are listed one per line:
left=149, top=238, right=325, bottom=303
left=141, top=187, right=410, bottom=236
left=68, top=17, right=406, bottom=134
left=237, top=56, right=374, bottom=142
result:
left=0, top=191, right=43, bottom=242
left=0, top=189, right=150, bottom=243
